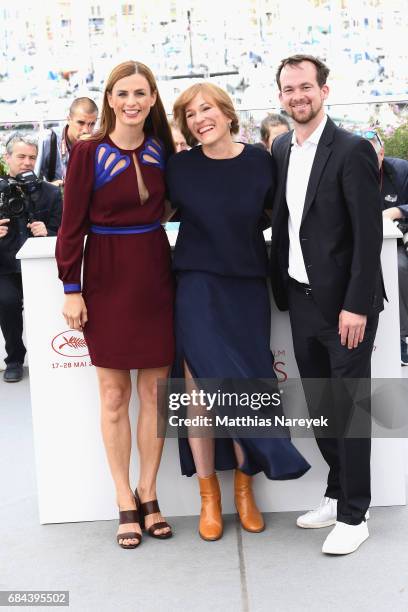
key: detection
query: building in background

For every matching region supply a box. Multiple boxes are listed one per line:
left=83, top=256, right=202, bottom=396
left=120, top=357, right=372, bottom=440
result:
left=0, top=0, right=407, bottom=123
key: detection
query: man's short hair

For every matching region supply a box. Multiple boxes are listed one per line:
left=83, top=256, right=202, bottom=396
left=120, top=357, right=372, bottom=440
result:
left=260, top=113, right=290, bottom=143
left=69, top=97, right=98, bottom=116
left=5, top=133, right=38, bottom=155
left=276, top=54, right=330, bottom=90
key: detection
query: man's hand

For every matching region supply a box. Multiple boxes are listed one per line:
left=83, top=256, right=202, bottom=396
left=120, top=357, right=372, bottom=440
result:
left=338, top=310, right=367, bottom=349
left=62, top=294, right=88, bottom=331
left=0, top=218, right=10, bottom=238
left=27, top=221, right=48, bottom=237
left=383, top=207, right=403, bottom=221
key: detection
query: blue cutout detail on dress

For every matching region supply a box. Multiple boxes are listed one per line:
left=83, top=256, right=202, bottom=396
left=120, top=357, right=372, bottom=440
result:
left=140, top=137, right=165, bottom=170
left=94, top=143, right=130, bottom=190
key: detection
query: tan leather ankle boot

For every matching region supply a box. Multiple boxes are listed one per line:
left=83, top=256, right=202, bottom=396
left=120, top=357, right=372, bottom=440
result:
left=198, top=473, right=223, bottom=541
left=234, top=469, right=265, bottom=533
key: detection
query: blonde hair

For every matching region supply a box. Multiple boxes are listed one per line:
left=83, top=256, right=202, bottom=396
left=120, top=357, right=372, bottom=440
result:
left=173, top=82, right=239, bottom=147
left=91, top=60, right=174, bottom=158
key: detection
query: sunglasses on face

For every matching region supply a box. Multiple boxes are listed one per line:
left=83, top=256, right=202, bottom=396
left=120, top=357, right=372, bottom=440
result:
left=354, top=130, right=383, bottom=147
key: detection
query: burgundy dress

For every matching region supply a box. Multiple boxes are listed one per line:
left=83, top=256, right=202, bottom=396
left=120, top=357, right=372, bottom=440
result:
left=55, top=135, right=175, bottom=369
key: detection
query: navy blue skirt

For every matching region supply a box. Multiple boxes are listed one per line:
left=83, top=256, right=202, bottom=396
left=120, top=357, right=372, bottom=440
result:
left=173, top=271, right=310, bottom=480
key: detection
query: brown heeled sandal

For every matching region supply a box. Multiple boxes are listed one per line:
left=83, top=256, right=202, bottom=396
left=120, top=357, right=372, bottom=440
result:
left=116, top=508, right=142, bottom=549
left=135, top=489, right=173, bottom=539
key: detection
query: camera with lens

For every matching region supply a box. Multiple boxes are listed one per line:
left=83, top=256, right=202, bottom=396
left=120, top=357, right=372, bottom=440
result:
left=0, top=170, right=42, bottom=220
left=397, top=219, right=408, bottom=255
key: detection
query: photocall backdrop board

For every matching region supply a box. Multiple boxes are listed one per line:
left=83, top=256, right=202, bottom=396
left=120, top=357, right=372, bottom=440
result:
left=16, top=221, right=406, bottom=523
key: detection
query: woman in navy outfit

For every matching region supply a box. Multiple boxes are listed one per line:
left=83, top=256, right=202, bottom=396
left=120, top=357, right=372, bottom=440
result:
left=56, top=61, right=175, bottom=549
left=166, top=83, right=310, bottom=541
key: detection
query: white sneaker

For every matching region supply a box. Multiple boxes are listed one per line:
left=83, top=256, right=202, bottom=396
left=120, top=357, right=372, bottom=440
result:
left=297, top=497, right=370, bottom=529
left=322, top=521, right=369, bottom=555
left=296, top=497, right=337, bottom=528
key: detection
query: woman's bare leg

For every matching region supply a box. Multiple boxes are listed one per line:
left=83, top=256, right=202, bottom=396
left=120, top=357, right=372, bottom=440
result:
left=96, top=366, right=140, bottom=547
left=136, top=365, right=171, bottom=536
left=184, top=362, right=215, bottom=477
left=233, top=441, right=245, bottom=469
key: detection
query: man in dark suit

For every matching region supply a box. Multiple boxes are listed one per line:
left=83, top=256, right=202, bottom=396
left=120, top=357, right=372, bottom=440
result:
left=270, top=55, right=384, bottom=554
left=362, top=131, right=408, bottom=365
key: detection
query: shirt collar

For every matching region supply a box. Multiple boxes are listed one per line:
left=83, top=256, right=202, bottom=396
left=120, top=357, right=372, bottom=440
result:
left=291, top=114, right=328, bottom=148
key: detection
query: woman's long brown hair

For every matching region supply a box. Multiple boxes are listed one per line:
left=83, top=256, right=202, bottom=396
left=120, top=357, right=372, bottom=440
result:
left=91, top=60, right=175, bottom=159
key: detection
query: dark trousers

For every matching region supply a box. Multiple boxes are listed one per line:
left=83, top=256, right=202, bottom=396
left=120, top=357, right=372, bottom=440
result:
left=288, top=280, right=378, bottom=525
left=398, top=245, right=408, bottom=337
left=0, top=273, right=26, bottom=365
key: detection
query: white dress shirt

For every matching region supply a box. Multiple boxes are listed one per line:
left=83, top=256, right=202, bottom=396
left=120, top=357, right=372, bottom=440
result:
left=286, top=114, right=328, bottom=284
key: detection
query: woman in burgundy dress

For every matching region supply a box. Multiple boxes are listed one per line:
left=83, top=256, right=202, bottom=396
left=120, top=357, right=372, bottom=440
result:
left=56, top=61, right=175, bottom=549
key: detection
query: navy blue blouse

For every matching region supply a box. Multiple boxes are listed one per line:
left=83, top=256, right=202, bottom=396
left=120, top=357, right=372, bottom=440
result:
left=166, top=144, right=275, bottom=278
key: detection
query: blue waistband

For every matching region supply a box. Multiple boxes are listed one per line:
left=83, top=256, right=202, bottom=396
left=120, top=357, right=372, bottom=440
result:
left=90, top=220, right=161, bottom=235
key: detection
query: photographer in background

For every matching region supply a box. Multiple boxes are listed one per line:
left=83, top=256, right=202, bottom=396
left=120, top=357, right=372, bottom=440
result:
left=0, top=134, right=62, bottom=382
left=362, top=130, right=408, bottom=365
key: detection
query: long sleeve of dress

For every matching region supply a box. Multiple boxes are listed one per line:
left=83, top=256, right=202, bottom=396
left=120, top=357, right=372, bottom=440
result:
left=55, top=140, right=95, bottom=293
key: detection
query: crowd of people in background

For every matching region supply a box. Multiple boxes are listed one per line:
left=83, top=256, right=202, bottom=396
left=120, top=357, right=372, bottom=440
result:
left=0, top=57, right=407, bottom=560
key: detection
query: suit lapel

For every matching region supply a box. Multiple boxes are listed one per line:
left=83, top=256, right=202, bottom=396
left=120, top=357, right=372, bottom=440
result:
left=281, top=133, right=292, bottom=193
left=301, top=117, right=336, bottom=224
left=273, top=133, right=292, bottom=223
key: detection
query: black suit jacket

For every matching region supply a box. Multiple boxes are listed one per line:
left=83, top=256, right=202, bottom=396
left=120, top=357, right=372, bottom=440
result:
left=269, top=116, right=384, bottom=325
left=382, top=156, right=408, bottom=216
